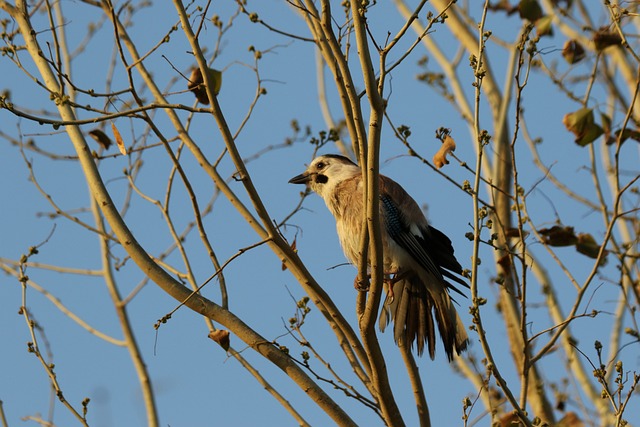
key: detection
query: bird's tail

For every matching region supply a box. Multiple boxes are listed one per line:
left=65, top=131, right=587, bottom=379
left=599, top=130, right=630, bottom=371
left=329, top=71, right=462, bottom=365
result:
left=379, top=274, right=468, bottom=361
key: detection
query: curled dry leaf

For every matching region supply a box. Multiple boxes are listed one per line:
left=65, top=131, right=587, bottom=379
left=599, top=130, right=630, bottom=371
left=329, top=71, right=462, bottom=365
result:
left=593, top=27, right=623, bottom=51
left=208, top=329, right=230, bottom=351
left=562, top=39, right=586, bottom=64
left=504, top=227, right=529, bottom=239
left=517, top=0, right=552, bottom=37
left=597, top=113, right=640, bottom=145
left=557, top=412, right=584, bottom=427
left=562, top=108, right=603, bottom=146
left=535, top=15, right=553, bottom=37
left=88, top=128, right=112, bottom=150
left=575, top=233, right=608, bottom=265
left=433, top=134, right=456, bottom=169
left=497, top=254, right=512, bottom=274
left=518, top=0, right=543, bottom=22
left=188, top=67, right=222, bottom=104
left=110, top=122, right=126, bottom=155
left=607, top=128, right=640, bottom=146
left=539, top=225, right=577, bottom=246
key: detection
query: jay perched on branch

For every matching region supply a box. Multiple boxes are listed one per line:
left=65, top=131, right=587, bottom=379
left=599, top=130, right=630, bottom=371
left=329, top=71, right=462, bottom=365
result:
left=289, top=154, right=468, bottom=361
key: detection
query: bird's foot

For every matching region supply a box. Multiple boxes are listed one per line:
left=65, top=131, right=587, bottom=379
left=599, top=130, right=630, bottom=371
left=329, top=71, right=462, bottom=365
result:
left=383, top=277, right=395, bottom=303
left=389, top=270, right=411, bottom=284
left=353, top=275, right=370, bottom=292
left=382, top=270, right=412, bottom=303
left=354, top=271, right=412, bottom=296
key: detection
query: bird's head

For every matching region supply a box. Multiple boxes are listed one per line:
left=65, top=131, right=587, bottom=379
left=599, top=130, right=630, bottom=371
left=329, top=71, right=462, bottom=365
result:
left=289, top=154, right=359, bottom=198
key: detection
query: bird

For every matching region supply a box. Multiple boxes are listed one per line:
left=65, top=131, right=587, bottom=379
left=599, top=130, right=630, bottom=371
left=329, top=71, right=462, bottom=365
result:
left=289, top=154, right=468, bottom=360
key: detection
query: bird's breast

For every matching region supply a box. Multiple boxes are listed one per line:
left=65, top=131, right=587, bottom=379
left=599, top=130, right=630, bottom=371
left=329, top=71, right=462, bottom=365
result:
left=334, top=215, right=408, bottom=274
left=335, top=216, right=363, bottom=267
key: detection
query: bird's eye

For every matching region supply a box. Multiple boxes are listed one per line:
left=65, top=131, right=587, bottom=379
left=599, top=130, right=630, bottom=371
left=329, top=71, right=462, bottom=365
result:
left=316, top=162, right=325, bottom=170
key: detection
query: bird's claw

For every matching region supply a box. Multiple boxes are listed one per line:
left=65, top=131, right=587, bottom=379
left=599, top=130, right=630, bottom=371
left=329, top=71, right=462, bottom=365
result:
left=353, top=275, right=370, bottom=292
left=383, top=270, right=412, bottom=303
left=354, top=271, right=409, bottom=298
left=384, top=278, right=395, bottom=303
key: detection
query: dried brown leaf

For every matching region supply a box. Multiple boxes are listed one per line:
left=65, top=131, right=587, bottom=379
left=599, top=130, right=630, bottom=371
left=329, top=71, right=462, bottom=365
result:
left=504, top=227, right=529, bottom=239
left=88, top=129, right=112, bottom=150
left=562, top=40, right=586, bottom=64
left=518, top=0, right=543, bottom=22
left=188, top=67, right=222, bottom=104
left=557, top=412, right=584, bottom=427
left=535, top=15, right=554, bottom=37
left=497, top=254, right=512, bottom=274
left=433, top=134, right=456, bottom=169
left=562, top=108, right=603, bottom=146
left=111, top=122, right=126, bottom=155
left=576, top=233, right=608, bottom=265
left=539, top=225, right=577, bottom=247
left=607, top=127, right=640, bottom=145
left=208, top=329, right=230, bottom=351
left=593, top=28, right=622, bottom=51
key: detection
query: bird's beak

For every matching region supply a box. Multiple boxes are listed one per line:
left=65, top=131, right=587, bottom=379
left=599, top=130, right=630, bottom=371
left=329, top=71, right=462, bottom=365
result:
left=288, top=171, right=312, bottom=185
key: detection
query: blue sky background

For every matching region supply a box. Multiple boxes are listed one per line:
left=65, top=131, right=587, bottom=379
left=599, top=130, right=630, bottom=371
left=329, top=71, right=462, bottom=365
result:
left=1, top=1, right=638, bottom=426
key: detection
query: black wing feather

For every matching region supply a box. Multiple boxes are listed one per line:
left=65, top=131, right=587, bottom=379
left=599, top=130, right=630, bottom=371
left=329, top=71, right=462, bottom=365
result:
left=380, top=195, right=467, bottom=294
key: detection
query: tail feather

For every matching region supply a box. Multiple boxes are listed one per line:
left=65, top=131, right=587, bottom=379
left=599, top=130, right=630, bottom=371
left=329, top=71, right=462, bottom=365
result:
left=392, top=283, right=410, bottom=344
left=379, top=274, right=468, bottom=361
